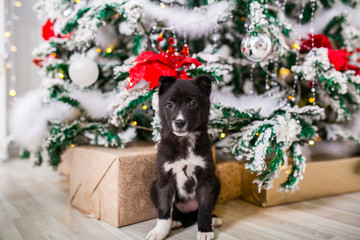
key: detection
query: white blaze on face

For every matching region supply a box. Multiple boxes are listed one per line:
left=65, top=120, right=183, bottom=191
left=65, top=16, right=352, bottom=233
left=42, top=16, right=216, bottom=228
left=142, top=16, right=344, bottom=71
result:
left=172, top=111, right=188, bottom=136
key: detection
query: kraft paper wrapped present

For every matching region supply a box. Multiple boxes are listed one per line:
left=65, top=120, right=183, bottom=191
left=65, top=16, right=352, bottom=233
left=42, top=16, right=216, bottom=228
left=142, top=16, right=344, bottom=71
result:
left=59, top=147, right=72, bottom=176
left=215, top=161, right=244, bottom=203
left=241, top=156, right=360, bottom=207
left=67, top=142, right=158, bottom=227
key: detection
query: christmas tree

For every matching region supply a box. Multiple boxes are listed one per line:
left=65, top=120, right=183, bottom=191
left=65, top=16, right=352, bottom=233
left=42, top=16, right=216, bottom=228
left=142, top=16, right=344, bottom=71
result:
left=10, top=0, right=360, bottom=192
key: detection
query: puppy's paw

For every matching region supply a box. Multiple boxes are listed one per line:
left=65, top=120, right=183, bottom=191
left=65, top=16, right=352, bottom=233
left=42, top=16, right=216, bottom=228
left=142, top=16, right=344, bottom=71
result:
left=196, top=231, right=215, bottom=240
left=171, top=220, right=182, bottom=229
left=146, top=229, right=168, bottom=240
left=212, top=217, right=222, bottom=228
left=146, top=219, right=171, bottom=240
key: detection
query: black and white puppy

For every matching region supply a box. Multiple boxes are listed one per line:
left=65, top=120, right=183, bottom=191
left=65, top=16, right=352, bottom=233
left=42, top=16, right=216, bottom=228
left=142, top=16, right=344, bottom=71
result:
left=146, top=75, right=221, bottom=240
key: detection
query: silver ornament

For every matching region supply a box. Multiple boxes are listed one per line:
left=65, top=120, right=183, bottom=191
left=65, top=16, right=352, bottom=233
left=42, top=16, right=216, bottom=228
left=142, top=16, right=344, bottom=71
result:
left=241, top=33, right=272, bottom=62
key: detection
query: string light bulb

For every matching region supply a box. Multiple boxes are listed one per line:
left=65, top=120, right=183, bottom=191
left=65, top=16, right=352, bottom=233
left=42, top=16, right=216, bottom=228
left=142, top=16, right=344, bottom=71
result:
left=11, top=45, right=17, bottom=52
left=9, top=90, right=16, bottom=97
left=293, top=42, right=300, bottom=50
left=14, top=1, right=22, bottom=7
left=4, top=31, right=11, bottom=38
left=142, top=105, right=148, bottom=110
left=106, top=47, right=113, bottom=53
left=96, top=48, right=101, bottom=53
left=5, top=63, right=12, bottom=69
left=308, top=139, right=315, bottom=145
left=279, top=67, right=290, bottom=77
left=160, top=3, right=166, bottom=8
left=74, top=0, right=80, bottom=3
left=58, top=72, right=64, bottom=79
left=132, top=121, right=138, bottom=126
left=309, top=97, right=315, bottom=103
left=220, top=132, right=226, bottom=139
left=70, top=144, right=76, bottom=148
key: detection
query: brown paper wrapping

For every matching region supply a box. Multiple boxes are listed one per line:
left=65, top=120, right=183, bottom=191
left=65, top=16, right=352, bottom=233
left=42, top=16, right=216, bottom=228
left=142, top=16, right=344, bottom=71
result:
left=242, top=156, right=360, bottom=207
left=215, top=161, right=244, bottom=203
left=67, top=142, right=158, bottom=227
left=59, top=147, right=72, bottom=176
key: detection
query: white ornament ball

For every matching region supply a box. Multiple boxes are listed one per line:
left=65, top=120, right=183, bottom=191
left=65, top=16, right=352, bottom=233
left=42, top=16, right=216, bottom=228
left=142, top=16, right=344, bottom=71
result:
left=241, top=33, right=272, bottom=62
left=69, top=56, right=99, bottom=87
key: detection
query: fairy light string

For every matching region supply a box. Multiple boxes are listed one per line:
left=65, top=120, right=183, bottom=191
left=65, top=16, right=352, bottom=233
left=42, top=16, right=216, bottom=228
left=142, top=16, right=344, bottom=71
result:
left=310, top=0, right=316, bottom=105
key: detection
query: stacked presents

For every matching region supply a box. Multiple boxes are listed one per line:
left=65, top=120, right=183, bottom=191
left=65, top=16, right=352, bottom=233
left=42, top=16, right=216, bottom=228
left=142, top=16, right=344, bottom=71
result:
left=60, top=143, right=360, bottom=227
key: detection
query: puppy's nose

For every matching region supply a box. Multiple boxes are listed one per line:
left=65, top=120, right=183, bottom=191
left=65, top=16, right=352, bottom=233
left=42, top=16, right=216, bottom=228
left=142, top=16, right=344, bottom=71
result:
left=174, top=120, right=186, bottom=128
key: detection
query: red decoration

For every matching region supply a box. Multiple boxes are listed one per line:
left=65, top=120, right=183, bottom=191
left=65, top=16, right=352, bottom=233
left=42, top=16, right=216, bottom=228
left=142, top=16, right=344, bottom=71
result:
left=32, top=58, right=43, bottom=68
left=327, top=49, right=350, bottom=71
left=300, top=34, right=360, bottom=75
left=127, top=39, right=202, bottom=90
left=42, top=19, right=55, bottom=41
left=300, top=34, right=333, bottom=52
left=42, top=19, right=72, bottom=41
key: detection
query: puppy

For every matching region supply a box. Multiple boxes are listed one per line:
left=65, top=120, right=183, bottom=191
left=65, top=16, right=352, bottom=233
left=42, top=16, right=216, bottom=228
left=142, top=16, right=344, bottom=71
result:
left=146, top=75, right=221, bottom=240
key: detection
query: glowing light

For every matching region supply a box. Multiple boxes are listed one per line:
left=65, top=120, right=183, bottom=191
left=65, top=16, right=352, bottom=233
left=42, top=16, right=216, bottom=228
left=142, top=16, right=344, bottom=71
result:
left=160, top=3, right=166, bottom=8
left=316, top=136, right=322, bottom=141
left=15, top=1, right=22, bottom=7
left=74, top=0, right=80, bottom=3
left=220, top=133, right=226, bottom=139
left=11, top=45, right=17, bottom=52
left=308, top=140, right=315, bottom=146
left=58, top=73, right=64, bottom=79
left=5, top=63, right=12, bottom=69
left=256, top=132, right=259, bottom=136
left=51, top=53, right=57, bottom=58
left=106, top=47, right=113, bottom=53
left=288, top=95, right=292, bottom=100
left=279, top=67, right=290, bottom=77
left=132, top=121, right=138, bottom=126
left=9, top=90, right=16, bottom=97
left=158, top=33, right=163, bottom=38
left=114, top=13, right=120, bottom=19
left=241, top=16, right=246, bottom=21
left=4, top=32, right=11, bottom=38
left=142, top=105, right=148, bottom=110
left=293, top=43, right=300, bottom=50
left=70, top=144, right=76, bottom=148
left=309, top=97, right=315, bottom=103
left=281, top=164, right=286, bottom=170
left=96, top=48, right=101, bottom=53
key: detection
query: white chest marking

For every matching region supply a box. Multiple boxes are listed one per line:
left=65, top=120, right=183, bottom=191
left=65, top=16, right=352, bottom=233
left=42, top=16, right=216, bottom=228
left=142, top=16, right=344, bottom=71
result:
left=163, top=149, right=206, bottom=199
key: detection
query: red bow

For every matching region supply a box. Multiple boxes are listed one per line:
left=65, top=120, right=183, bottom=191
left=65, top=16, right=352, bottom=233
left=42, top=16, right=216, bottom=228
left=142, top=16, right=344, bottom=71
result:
left=127, top=45, right=202, bottom=90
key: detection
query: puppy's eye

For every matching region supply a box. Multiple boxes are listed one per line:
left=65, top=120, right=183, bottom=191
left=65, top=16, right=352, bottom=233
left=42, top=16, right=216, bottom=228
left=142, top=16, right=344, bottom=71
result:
left=189, top=100, right=198, bottom=109
left=167, top=101, right=174, bottom=109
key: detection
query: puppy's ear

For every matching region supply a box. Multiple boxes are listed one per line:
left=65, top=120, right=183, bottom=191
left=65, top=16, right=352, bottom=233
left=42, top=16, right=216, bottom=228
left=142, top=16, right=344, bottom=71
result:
left=158, top=76, right=176, bottom=95
left=194, top=75, right=214, bottom=97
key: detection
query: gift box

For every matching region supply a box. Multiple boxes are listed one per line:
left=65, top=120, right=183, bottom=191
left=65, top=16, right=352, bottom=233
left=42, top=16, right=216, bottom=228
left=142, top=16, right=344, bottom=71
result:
left=59, top=147, right=72, bottom=176
left=241, top=156, right=360, bottom=207
left=67, top=142, right=158, bottom=227
left=215, top=161, right=244, bottom=203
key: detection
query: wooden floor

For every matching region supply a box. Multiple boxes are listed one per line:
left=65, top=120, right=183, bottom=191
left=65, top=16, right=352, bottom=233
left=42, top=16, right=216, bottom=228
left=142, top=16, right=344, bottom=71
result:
left=1, top=159, right=360, bottom=240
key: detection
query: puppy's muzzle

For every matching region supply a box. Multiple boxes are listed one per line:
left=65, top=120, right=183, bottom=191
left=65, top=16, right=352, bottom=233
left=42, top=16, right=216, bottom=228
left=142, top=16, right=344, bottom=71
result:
left=174, top=120, right=186, bottom=129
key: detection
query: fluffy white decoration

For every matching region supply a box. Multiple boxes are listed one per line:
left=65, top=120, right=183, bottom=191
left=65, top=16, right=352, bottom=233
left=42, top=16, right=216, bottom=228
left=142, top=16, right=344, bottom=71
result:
left=118, top=127, right=137, bottom=144
left=68, top=89, right=119, bottom=119
left=273, top=114, right=302, bottom=148
left=211, top=87, right=285, bottom=117
left=141, top=0, right=234, bottom=38
left=9, top=90, right=79, bottom=152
